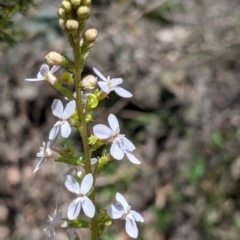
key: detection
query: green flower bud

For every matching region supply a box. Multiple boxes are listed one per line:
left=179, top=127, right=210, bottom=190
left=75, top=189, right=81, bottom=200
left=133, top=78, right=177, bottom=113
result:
left=66, top=19, right=79, bottom=31
left=45, top=52, right=63, bottom=65
left=87, top=94, right=98, bottom=109
left=84, top=29, right=98, bottom=42
left=60, top=72, right=74, bottom=85
left=77, top=6, right=90, bottom=19
left=62, top=0, right=72, bottom=12
left=82, top=0, right=91, bottom=6
left=71, top=0, right=81, bottom=7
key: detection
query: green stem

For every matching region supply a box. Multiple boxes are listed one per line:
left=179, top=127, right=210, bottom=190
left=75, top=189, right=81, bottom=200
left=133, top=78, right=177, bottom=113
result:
left=73, top=40, right=98, bottom=240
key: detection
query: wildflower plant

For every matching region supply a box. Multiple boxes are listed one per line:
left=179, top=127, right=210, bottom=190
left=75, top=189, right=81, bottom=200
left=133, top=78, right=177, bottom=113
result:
left=25, top=0, right=144, bottom=239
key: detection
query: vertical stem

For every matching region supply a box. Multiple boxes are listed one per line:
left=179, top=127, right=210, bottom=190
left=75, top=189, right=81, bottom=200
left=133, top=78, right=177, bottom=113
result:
left=73, top=40, right=98, bottom=240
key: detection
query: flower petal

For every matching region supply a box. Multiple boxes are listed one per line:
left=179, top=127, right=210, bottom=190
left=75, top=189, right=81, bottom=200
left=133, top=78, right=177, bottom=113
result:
left=81, top=173, right=93, bottom=194
left=93, top=124, right=113, bottom=139
left=114, top=86, right=133, bottom=98
left=62, top=100, right=76, bottom=119
left=67, top=198, right=81, bottom=220
left=52, top=212, right=62, bottom=225
left=33, top=156, right=46, bottom=173
left=40, top=64, right=50, bottom=78
left=93, top=68, right=107, bottom=81
left=50, top=65, right=60, bottom=73
left=111, top=78, right=123, bottom=86
left=125, top=218, right=138, bottom=238
left=124, top=151, right=141, bottom=164
left=107, top=204, right=124, bottom=219
left=132, top=211, right=144, bottom=222
left=116, top=192, right=129, bottom=210
left=97, top=81, right=110, bottom=93
left=82, top=196, right=95, bottom=218
left=60, top=121, right=71, bottom=138
left=51, top=99, right=63, bottom=118
left=122, top=137, right=135, bottom=151
left=49, top=124, right=60, bottom=140
left=64, top=175, right=80, bottom=194
left=110, top=141, right=124, bottom=160
left=49, top=229, right=56, bottom=240
left=108, top=114, right=119, bottom=132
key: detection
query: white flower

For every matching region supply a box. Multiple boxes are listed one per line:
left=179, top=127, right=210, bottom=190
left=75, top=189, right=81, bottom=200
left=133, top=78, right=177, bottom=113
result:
left=49, top=99, right=76, bottom=140
left=64, top=174, right=95, bottom=220
left=93, top=68, right=132, bottom=98
left=34, top=141, right=58, bottom=173
left=93, top=114, right=140, bottom=164
left=107, top=192, right=144, bottom=239
left=25, top=64, right=60, bottom=85
left=44, top=208, right=62, bottom=240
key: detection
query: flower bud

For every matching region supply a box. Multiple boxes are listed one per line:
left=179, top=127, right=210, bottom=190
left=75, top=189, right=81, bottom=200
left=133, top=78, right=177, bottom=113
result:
left=77, top=6, right=90, bottom=19
left=71, top=0, right=81, bottom=7
left=82, top=0, right=91, bottom=6
left=66, top=19, right=79, bottom=31
left=58, top=7, right=67, bottom=19
left=82, top=75, right=97, bottom=90
left=62, top=0, right=72, bottom=13
left=84, top=29, right=98, bottom=42
left=45, top=52, right=63, bottom=65
left=59, top=19, right=66, bottom=29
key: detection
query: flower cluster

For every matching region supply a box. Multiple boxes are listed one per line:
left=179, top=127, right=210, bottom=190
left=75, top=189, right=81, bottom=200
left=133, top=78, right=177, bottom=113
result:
left=25, top=0, right=144, bottom=239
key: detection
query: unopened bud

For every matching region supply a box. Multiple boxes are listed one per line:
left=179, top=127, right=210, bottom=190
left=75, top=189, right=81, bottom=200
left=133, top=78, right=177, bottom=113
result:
left=59, top=19, right=66, bottom=29
left=82, top=0, right=91, bottom=6
left=62, top=0, right=72, bottom=12
left=84, top=29, right=98, bottom=42
left=71, top=0, right=81, bottom=7
left=77, top=6, right=90, bottom=19
left=82, top=75, right=97, bottom=90
left=58, top=7, right=67, bottom=19
left=45, top=52, right=63, bottom=65
left=66, top=19, right=79, bottom=31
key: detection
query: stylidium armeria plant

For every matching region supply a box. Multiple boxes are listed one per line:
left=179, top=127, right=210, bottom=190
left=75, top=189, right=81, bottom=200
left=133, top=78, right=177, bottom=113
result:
left=25, top=1, right=144, bottom=239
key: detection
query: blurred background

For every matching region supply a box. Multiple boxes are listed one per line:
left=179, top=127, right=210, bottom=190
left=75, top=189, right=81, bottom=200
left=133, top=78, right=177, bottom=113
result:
left=1, top=0, right=240, bottom=239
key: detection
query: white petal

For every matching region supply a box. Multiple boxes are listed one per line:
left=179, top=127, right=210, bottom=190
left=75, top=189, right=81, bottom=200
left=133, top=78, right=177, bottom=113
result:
left=64, top=175, right=80, bottom=194
left=93, top=68, right=107, bottom=81
left=116, top=192, right=129, bottom=210
left=49, top=124, right=60, bottom=140
left=108, top=114, right=119, bottom=132
left=51, top=99, right=63, bottom=118
left=122, top=137, right=136, bottom=151
left=62, top=100, right=76, bottom=119
left=125, top=218, right=138, bottom=238
left=49, top=229, right=56, bottom=240
left=91, top=158, right=98, bottom=165
left=25, top=78, right=43, bottom=81
left=52, top=212, right=62, bottom=226
left=82, top=196, right=95, bottom=218
left=67, top=198, right=81, bottom=220
left=124, top=151, right=141, bottom=164
left=40, top=64, right=50, bottom=78
left=81, top=173, right=93, bottom=194
left=60, top=122, right=71, bottom=138
left=93, top=124, right=113, bottom=139
left=132, top=211, right=144, bottom=222
left=107, top=204, right=124, bottom=219
left=111, top=78, right=123, bottom=86
left=114, top=86, right=133, bottom=98
left=33, top=156, right=46, bottom=173
left=98, top=81, right=110, bottom=93
left=110, top=141, right=124, bottom=160
left=50, top=65, right=60, bottom=73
